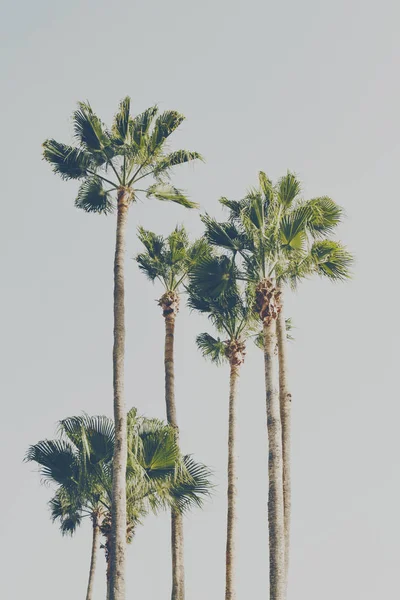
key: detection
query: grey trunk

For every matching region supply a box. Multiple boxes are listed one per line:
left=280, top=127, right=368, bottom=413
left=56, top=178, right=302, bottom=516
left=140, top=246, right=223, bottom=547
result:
left=85, top=519, right=100, bottom=600
left=225, top=361, right=240, bottom=600
left=264, top=319, right=285, bottom=600
left=276, top=289, right=291, bottom=594
left=165, top=313, right=185, bottom=600
left=110, top=192, right=128, bottom=600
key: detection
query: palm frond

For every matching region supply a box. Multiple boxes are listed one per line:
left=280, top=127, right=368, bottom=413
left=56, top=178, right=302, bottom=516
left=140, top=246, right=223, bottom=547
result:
left=146, top=183, right=198, bottom=209
left=130, top=105, right=158, bottom=147
left=258, top=171, right=274, bottom=205
left=42, top=140, right=94, bottom=180
left=242, top=190, right=266, bottom=232
left=153, top=150, right=203, bottom=178
left=189, top=254, right=237, bottom=298
left=59, top=415, right=115, bottom=465
left=25, top=439, right=78, bottom=486
left=196, top=333, right=227, bottom=365
left=150, top=111, right=185, bottom=150
left=137, top=422, right=180, bottom=479
left=112, top=96, right=131, bottom=143
left=73, top=102, right=110, bottom=152
left=304, top=197, right=343, bottom=238
left=280, top=205, right=310, bottom=251
left=311, top=240, right=353, bottom=281
left=137, top=227, right=165, bottom=258
left=276, top=172, right=301, bottom=207
left=75, top=177, right=114, bottom=214
left=201, top=214, right=245, bottom=252
left=171, top=455, right=213, bottom=513
left=49, top=490, right=83, bottom=536
left=218, top=197, right=240, bottom=217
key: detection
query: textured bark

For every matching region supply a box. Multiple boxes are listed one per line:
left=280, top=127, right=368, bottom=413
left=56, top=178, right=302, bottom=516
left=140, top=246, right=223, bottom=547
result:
left=163, top=298, right=185, bottom=600
left=276, top=288, right=292, bottom=594
left=225, top=358, right=241, bottom=600
left=110, top=190, right=129, bottom=600
left=86, top=517, right=100, bottom=600
left=264, top=319, right=285, bottom=600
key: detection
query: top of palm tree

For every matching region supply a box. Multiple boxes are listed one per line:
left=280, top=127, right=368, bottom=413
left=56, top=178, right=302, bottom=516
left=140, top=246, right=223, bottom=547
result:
left=135, top=225, right=210, bottom=292
left=195, top=171, right=352, bottom=295
left=43, top=97, right=203, bottom=213
left=25, top=409, right=212, bottom=536
left=187, top=251, right=257, bottom=366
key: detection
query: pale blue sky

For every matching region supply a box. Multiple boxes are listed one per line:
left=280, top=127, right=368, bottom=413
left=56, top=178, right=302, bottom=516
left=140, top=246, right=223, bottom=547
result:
left=1, top=0, right=399, bottom=598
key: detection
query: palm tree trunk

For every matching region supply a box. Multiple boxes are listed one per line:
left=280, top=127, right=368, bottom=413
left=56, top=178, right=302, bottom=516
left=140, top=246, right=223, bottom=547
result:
left=276, top=289, right=291, bottom=594
left=264, top=319, right=285, bottom=600
left=110, top=190, right=129, bottom=600
left=86, top=518, right=100, bottom=600
left=164, top=310, right=185, bottom=600
left=225, top=359, right=240, bottom=600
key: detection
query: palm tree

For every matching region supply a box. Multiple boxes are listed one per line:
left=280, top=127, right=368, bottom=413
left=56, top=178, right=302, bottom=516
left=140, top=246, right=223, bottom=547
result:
left=187, top=276, right=254, bottom=600
left=42, top=98, right=202, bottom=600
left=135, top=225, right=208, bottom=600
left=25, top=411, right=212, bottom=600
left=194, top=172, right=352, bottom=599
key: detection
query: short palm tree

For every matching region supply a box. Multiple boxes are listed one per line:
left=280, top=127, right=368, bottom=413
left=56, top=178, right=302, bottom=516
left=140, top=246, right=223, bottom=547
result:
left=194, top=172, right=352, bottom=600
left=135, top=225, right=208, bottom=600
left=187, top=274, right=254, bottom=600
left=25, top=410, right=211, bottom=600
left=42, top=97, right=202, bottom=600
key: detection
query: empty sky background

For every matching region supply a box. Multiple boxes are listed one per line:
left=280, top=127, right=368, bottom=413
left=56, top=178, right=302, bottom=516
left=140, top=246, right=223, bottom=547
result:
left=1, top=0, right=399, bottom=598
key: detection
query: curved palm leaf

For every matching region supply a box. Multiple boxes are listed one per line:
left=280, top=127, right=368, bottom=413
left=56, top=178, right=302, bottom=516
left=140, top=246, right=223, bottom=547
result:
left=75, top=177, right=114, bottom=214
left=146, top=183, right=197, bottom=209
left=311, top=240, right=353, bottom=280
left=42, top=140, right=94, bottom=180
left=196, top=333, right=227, bottom=365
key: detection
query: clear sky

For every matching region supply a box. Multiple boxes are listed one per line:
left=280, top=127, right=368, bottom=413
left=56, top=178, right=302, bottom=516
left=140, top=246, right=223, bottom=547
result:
left=1, top=0, right=399, bottom=598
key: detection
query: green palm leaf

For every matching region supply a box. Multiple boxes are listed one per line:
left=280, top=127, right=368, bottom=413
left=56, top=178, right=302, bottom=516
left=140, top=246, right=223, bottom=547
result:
left=153, top=150, right=203, bottom=178
left=146, top=183, right=198, bottom=208
left=112, top=96, right=131, bottom=143
left=196, top=333, right=227, bottom=365
left=201, top=215, right=245, bottom=252
left=189, top=254, right=237, bottom=298
left=311, top=240, right=353, bottom=280
left=75, top=177, right=114, bottom=214
left=73, top=102, right=110, bottom=152
left=42, top=140, right=94, bottom=180
left=276, top=172, right=301, bottom=207
left=304, top=197, right=343, bottom=237
left=25, top=439, right=78, bottom=486
left=171, top=455, right=213, bottom=513
left=280, top=205, right=310, bottom=251
left=130, top=105, right=158, bottom=147
left=150, top=111, right=185, bottom=150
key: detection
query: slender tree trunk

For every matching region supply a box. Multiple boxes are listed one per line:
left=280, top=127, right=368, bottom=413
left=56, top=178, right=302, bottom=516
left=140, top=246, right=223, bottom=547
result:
left=86, top=517, right=100, bottom=600
left=225, top=359, right=240, bottom=600
left=163, top=304, right=185, bottom=600
left=110, top=190, right=129, bottom=600
left=264, top=319, right=285, bottom=600
left=276, top=289, right=291, bottom=595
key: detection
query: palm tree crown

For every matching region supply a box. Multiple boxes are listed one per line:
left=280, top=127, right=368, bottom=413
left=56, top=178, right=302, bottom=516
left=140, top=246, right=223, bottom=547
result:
left=26, top=410, right=212, bottom=543
left=136, top=225, right=209, bottom=316
left=43, top=98, right=203, bottom=212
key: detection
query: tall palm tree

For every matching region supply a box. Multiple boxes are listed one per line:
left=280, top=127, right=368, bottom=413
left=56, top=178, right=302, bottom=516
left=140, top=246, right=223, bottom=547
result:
left=135, top=225, right=208, bottom=600
left=187, top=276, right=254, bottom=600
left=42, top=98, right=202, bottom=600
left=26, top=411, right=212, bottom=600
left=194, top=172, right=352, bottom=599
